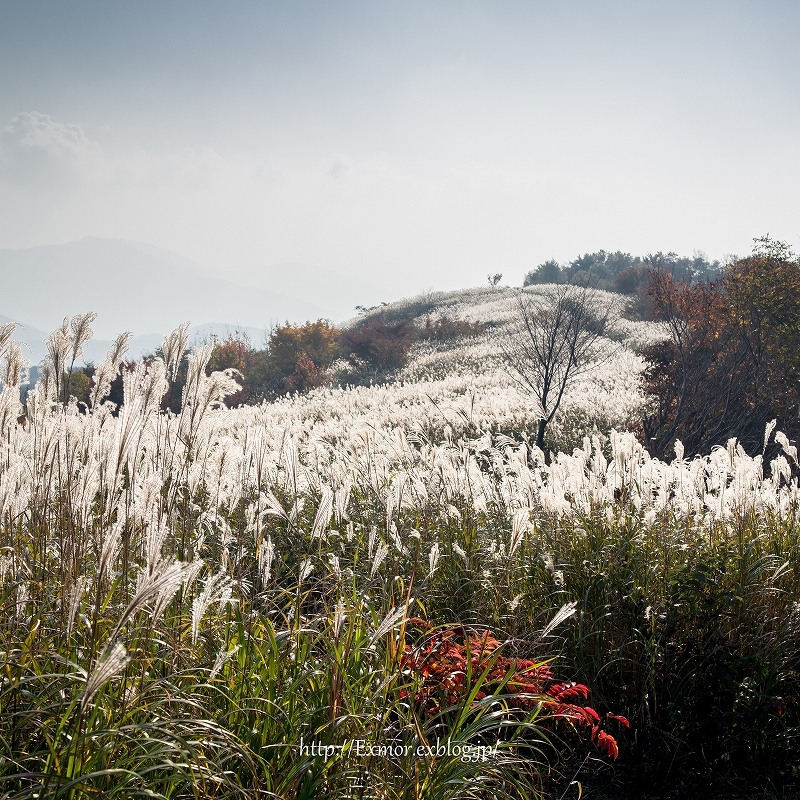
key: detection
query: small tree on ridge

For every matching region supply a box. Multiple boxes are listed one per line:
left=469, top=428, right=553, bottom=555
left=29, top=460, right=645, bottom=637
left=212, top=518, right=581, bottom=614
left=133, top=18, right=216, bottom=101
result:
left=504, top=285, right=614, bottom=455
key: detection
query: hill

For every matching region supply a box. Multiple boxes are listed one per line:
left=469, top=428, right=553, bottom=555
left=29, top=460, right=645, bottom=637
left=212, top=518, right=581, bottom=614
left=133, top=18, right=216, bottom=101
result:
left=321, top=285, right=665, bottom=450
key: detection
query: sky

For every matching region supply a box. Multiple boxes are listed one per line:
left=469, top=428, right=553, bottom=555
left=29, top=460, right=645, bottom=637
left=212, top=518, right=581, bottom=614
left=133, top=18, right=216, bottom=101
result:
left=1, top=0, right=798, bottom=294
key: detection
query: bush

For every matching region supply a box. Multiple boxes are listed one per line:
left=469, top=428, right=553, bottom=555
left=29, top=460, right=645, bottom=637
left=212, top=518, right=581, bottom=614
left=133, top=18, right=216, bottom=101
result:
left=339, top=317, right=417, bottom=383
left=418, top=314, right=486, bottom=342
left=208, top=334, right=269, bottom=406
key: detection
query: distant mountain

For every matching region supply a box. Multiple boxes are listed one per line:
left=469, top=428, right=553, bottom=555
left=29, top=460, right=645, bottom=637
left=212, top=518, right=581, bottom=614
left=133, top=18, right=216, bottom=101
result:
left=222, top=262, right=393, bottom=322
left=113, top=241, right=394, bottom=322
left=0, top=237, right=324, bottom=340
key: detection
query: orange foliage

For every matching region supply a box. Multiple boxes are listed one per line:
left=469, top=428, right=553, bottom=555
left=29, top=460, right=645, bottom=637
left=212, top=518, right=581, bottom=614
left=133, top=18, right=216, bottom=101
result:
left=268, top=320, right=339, bottom=393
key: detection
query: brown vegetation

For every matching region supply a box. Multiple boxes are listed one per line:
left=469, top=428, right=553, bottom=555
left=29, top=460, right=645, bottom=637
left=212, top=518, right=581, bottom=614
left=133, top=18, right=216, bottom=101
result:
left=642, top=237, right=800, bottom=459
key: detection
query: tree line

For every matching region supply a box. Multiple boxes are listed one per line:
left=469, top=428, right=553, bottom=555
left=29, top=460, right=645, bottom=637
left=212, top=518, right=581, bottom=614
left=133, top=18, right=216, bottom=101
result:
left=524, top=249, right=723, bottom=320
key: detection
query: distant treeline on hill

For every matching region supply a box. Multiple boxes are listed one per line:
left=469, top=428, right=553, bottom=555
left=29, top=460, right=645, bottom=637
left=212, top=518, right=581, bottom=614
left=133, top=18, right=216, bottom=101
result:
left=524, top=249, right=723, bottom=289
left=524, top=249, right=722, bottom=318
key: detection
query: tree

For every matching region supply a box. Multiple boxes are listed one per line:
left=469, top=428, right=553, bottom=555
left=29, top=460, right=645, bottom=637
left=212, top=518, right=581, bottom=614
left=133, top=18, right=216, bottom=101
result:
left=614, top=266, right=655, bottom=319
left=641, top=237, right=800, bottom=459
left=67, top=367, right=92, bottom=407
left=566, top=250, right=641, bottom=291
left=504, top=285, right=614, bottom=454
left=268, top=320, right=339, bottom=393
left=643, top=251, right=722, bottom=284
left=523, top=259, right=563, bottom=286
left=208, top=333, right=269, bottom=406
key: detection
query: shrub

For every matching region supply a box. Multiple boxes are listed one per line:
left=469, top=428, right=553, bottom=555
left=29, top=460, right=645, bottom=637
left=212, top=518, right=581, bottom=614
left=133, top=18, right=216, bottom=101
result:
left=267, top=319, right=339, bottom=393
left=339, top=316, right=416, bottom=383
left=418, top=314, right=486, bottom=342
left=208, top=334, right=269, bottom=405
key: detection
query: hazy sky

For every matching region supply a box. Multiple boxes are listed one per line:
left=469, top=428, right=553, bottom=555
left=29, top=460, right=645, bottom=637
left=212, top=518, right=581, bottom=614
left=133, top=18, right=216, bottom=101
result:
left=1, top=1, right=798, bottom=292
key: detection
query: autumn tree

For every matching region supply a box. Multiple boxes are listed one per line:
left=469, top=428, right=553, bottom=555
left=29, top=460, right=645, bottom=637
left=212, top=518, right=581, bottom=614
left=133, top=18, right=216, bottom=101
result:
left=267, top=319, right=339, bottom=393
left=642, top=237, right=800, bottom=459
left=208, top=333, right=268, bottom=405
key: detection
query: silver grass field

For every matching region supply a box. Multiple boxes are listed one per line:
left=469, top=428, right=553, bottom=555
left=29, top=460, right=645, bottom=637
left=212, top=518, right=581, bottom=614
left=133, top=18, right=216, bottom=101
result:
left=0, top=291, right=798, bottom=799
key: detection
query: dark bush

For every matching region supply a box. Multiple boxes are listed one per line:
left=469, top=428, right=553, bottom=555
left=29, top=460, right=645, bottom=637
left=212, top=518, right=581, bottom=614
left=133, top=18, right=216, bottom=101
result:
left=339, top=317, right=416, bottom=383
left=418, top=314, right=485, bottom=342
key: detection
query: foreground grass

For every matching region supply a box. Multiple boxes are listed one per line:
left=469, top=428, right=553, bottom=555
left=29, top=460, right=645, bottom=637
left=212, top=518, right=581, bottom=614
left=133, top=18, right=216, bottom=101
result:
left=0, top=339, right=798, bottom=797
left=2, top=483, right=798, bottom=798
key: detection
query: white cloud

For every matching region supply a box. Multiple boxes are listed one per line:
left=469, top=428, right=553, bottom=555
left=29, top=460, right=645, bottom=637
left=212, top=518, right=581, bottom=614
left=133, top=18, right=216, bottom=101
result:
left=0, top=111, right=101, bottom=185
left=3, top=111, right=99, bottom=157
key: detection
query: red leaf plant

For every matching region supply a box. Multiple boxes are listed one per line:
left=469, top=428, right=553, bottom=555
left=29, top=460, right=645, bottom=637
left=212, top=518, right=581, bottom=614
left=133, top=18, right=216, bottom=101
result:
left=399, top=623, right=629, bottom=760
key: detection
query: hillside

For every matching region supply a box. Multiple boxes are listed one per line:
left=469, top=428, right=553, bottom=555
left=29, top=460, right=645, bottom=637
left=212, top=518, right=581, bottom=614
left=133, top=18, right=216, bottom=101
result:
left=327, top=285, right=665, bottom=450
left=1, top=281, right=798, bottom=799
left=1, top=281, right=799, bottom=799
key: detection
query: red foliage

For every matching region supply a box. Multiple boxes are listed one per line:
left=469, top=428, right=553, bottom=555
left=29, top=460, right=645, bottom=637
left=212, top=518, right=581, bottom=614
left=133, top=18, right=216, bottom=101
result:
left=400, top=625, right=628, bottom=760
left=286, top=353, right=326, bottom=393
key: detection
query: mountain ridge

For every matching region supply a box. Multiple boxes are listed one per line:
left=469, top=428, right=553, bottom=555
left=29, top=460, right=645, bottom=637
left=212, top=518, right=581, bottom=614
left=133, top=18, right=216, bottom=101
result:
left=0, top=314, right=271, bottom=365
left=0, top=237, right=325, bottom=339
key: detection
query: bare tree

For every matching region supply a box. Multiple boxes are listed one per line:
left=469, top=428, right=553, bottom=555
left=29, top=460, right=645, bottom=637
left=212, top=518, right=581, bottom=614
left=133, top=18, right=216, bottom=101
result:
left=504, top=285, right=615, bottom=454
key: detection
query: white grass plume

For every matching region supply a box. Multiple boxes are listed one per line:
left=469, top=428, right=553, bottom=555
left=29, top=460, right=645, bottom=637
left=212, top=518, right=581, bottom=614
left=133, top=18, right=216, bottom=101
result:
left=428, top=541, right=440, bottom=577
left=2, top=340, right=28, bottom=388
left=0, top=321, right=17, bottom=356
left=509, top=509, right=529, bottom=558
left=98, top=519, right=123, bottom=584
left=192, top=570, right=232, bottom=643
left=90, top=331, right=132, bottom=408
left=69, top=312, right=97, bottom=368
left=370, top=542, right=389, bottom=578
left=257, top=534, right=275, bottom=585
left=209, top=644, right=241, bottom=681
left=112, top=560, right=197, bottom=640
left=161, top=322, right=190, bottom=382
left=81, top=642, right=129, bottom=711
left=311, top=488, right=334, bottom=539
left=539, top=601, right=578, bottom=639
left=369, top=605, right=408, bottom=647
left=298, top=558, right=314, bottom=584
